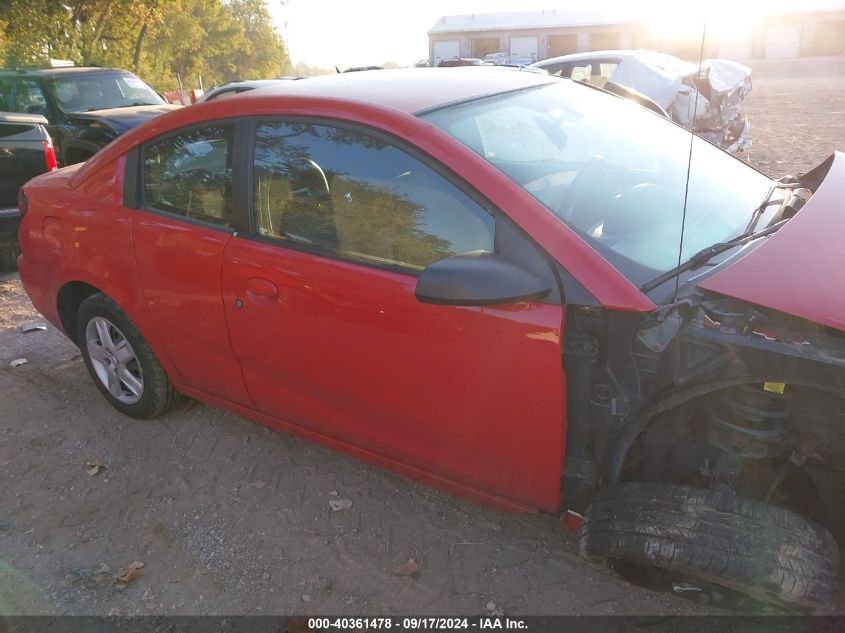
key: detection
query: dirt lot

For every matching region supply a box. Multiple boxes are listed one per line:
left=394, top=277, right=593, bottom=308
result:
left=1, top=64, right=844, bottom=617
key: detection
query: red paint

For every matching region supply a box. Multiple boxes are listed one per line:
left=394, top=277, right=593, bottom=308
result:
left=700, top=151, right=845, bottom=333
left=560, top=510, right=584, bottom=533
left=71, top=79, right=655, bottom=314
left=222, top=237, right=565, bottom=511
left=18, top=72, right=669, bottom=513
left=43, top=139, right=58, bottom=172
left=131, top=215, right=255, bottom=407
left=174, top=381, right=537, bottom=513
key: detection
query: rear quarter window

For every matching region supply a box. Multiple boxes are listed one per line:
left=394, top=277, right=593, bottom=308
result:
left=0, top=124, right=38, bottom=139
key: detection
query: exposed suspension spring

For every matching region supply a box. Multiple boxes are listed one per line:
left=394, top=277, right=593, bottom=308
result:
left=707, top=385, right=790, bottom=459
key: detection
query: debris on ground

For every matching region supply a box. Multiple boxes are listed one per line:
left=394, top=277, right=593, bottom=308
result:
left=9, top=358, right=27, bottom=368
left=328, top=498, right=352, bottom=512
left=20, top=320, right=47, bottom=333
left=389, top=558, right=420, bottom=576
left=560, top=510, right=584, bottom=533
left=142, top=587, right=155, bottom=602
left=86, top=462, right=106, bottom=477
left=114, top=560, right=144, bottom=586
left=486, top=600, right=505, bottom=617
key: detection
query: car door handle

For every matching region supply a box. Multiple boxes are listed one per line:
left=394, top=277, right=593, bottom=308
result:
left=245, top=277, right=279, bottom=299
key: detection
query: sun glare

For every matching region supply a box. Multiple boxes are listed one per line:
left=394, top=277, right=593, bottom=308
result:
left=646, top=1, right=765, bottom=42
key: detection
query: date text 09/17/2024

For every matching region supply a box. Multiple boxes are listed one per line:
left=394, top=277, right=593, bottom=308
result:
left=307, top=617, right=528, bottom=630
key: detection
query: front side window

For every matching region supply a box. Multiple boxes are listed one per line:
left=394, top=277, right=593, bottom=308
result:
left=252, top=121, right=495, bottom=271
left=142, top=124, right=235, bottom=227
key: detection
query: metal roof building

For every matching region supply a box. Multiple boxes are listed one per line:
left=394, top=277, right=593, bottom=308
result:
left=427, top=7, right=845, bottom=66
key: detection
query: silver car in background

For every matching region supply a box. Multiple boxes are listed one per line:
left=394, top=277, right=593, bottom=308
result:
left=530, top=50, right=752, bottom=154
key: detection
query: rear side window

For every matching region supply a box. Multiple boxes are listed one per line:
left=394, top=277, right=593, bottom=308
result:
left=0, top=124, right=34, bottom=139
left=252, top=121, right=494, bottom=271
left=142, top=125, right=235, bottom=227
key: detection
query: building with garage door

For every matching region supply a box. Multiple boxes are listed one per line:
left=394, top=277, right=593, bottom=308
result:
left=427, top=5, right=845, bottom=66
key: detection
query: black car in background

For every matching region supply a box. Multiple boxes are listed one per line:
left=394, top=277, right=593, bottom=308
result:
left=0, top=66, right=179, bottom=165
left=0, top=112, right=57, bottom=270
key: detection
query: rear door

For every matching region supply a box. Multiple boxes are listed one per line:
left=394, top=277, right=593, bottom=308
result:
left=131, top=121, right=253, bottom=407
left=221, top=119, right=566, bottom=510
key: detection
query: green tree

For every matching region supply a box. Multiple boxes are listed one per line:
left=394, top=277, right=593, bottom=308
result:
left=0, top=0, right=289, bottom=91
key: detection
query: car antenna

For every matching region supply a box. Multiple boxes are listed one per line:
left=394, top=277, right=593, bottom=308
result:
left=673, top=16, right=707, bottom=303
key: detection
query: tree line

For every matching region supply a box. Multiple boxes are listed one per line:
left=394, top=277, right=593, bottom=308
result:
left=0, top=0, right=290, bottom=91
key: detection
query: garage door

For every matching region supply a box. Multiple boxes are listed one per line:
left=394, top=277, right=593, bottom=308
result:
left=765, top=24, right=801, bottom=59
left=510, top=36, right=539, bottom=64
left=433, top=40, right=461, bottom=65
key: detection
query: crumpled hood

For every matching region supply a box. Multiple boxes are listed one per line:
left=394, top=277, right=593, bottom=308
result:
left=67, top=104, right=181, bottom=134
left=699, top=152, right=845, bottom=332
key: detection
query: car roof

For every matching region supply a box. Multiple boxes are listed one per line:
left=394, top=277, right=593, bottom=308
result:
left=197, top=79, right=295, bottom=103
left=0, top=66, right=132, bottom=77
left=210, top=79, right=292, bottom=91
left=530, top=50, right=643, bottom=68
left=249, top=67, right=558, bottom=114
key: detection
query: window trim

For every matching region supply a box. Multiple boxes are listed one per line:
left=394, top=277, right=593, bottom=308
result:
left=134, top=118, right=241, bottom=234
left=241, top=115, right=500, bottom=277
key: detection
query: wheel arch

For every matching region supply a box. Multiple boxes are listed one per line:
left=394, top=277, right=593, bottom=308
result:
left=54, top=278, right=183, bottom=387
left=610, top=375, right=845, bottom=483
left=57, top=280, right=101, bottom=344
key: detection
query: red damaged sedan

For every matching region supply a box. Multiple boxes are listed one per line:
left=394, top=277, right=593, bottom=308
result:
left=16, top=68, right=845, bottom=610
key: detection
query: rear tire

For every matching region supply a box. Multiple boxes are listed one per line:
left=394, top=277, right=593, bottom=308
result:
left=580, top=482, right=838, bottom=612
left=0, top=242, right=20, bottom=272
left=77, top=293, right=182, bottom=419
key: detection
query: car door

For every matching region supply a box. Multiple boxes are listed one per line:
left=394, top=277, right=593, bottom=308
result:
left=131, top=122, right=254, bottom=407
left=221, top=119, right=566, bottom=510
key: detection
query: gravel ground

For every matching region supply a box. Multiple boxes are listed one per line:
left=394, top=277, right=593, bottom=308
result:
left=1, top=64, right=844, bottom=617
left=743, top=75, right=845, bottom=177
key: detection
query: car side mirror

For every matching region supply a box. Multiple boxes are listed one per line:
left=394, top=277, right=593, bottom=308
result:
left=415, top=251, right=552, bottom=306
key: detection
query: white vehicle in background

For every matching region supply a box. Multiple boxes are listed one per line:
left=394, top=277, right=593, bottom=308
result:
left=530, top=50, right=752, bottom=154
left=483, top=52, right=510, bottom=65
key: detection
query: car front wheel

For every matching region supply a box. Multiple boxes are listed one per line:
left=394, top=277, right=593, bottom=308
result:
left=579, top=482, right=838, bottom=612
left=77, top=293, right=181, bottom=419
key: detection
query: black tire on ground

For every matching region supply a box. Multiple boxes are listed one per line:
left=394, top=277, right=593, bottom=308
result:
left=0, top=242, right=20, bottom=272
left=77, top=293, right=182, bottom=419
left=580, top=482, right=839, bottom=611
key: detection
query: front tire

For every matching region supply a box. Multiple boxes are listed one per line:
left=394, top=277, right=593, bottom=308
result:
left=580, top=482, right=838, bottom=612
left=77, top=293, right=181, bottom=419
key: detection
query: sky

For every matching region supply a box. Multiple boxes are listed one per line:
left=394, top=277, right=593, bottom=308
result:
left=264, top=0, right=845, bottom=69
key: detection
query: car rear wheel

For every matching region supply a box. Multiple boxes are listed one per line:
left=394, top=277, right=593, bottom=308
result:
left=0, top=242, right=20, bottom=272
left=77, top=293, right=181, bottom=419
left=579, top=482, right=838, bottom=612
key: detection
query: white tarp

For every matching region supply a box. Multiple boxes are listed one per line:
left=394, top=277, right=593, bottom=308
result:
left=608, top=52, right=699, bottom=110
left=608, top=53, right=752, bottom=153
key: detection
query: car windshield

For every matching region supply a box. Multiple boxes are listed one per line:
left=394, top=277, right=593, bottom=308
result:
left=422, top=81, right=774, bottom=287
left=52, top=72, right=164, bottom=112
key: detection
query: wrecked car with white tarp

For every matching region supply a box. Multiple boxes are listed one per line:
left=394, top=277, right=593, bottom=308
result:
left=610, top=52, right=752, bottom=154
left=531, top=50, right=753, bottom=154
